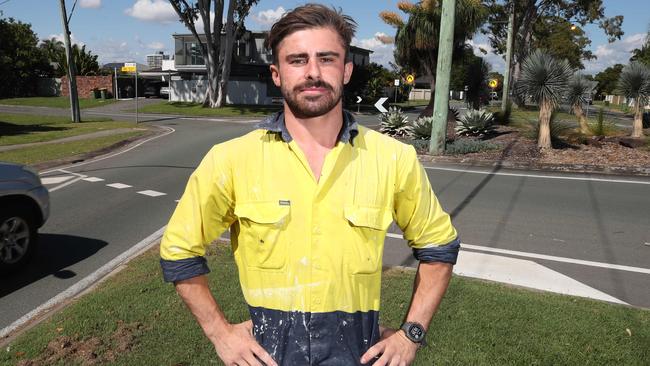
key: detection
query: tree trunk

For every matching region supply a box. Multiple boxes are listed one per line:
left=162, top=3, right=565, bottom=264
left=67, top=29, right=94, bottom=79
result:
left=538, top=99, right=552, bottom=149
left=632, top=97, right=645, bottom=138
left=215, top=0, right=238, bottom=108
left=419, top=76, right=436, bottom=118
left=573, top=104, right=589, bottom=134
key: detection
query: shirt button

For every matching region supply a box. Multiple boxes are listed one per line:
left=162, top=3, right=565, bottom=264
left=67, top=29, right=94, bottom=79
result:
left=314, top=297, right=321, bottom=304
left=313, top=227, right=321, bottom=235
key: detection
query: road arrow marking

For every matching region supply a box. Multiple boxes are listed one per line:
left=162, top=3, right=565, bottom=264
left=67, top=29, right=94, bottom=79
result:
left=356, top=96, right=362, bottom=103
left=374, top=97, right=388, bottom=113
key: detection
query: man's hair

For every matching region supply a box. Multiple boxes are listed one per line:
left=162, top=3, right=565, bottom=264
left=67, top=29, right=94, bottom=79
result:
left=266, top=3, right=357, bottom=64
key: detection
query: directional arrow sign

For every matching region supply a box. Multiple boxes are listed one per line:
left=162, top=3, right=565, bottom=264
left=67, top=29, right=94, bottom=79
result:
left=374, top=97, right=388, bottom=113
left=356, top=96, right=362, bottom=104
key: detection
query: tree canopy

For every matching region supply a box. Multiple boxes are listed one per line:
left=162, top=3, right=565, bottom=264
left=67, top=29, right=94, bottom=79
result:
left=0, top=16, right=52, bottom=98
left=40, top=40, right=100, bottom=77
left=483, top=0, right=623, bottom=80
left=594, top=63, right=624, bottom=97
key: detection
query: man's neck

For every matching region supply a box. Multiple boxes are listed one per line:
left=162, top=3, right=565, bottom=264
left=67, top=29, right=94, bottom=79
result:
left=284, top=103, right=344, bottom=149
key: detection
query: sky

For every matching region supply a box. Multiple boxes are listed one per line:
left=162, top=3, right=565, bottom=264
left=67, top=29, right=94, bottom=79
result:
left=0, top=0, right=648, bottom=75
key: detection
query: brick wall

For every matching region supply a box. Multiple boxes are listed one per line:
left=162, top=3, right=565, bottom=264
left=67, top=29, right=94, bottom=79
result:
left=61, top=76, right=113, bottom=98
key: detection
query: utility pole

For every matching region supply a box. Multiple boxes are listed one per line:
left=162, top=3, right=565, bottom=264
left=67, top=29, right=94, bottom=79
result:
left=429, top=0, right=456, bottom=155
left=58, top=0, right=80, bottom=123
left=501, top=2, right=515, bottom=113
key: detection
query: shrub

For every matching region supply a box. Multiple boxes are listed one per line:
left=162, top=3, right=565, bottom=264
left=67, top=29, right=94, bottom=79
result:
left=445, top=139, right=499, bottom=155
left=604, top=100, right=610, bottom=106
left=379, top=106, right=411, bottom=137
left=410, top=116, right=434, bottom=140
left=456, top=109, right=496, bottom=137
left=589, top=107, right=619, bottom=136
left=494, top=101, right=512, bottom=125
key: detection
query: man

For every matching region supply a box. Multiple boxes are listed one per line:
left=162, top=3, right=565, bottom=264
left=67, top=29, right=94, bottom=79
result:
left=160, top=4, right=460, bottom=366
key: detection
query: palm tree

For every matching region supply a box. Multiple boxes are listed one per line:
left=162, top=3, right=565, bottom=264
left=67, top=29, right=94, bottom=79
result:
left=566, top=74, right=596, bottom=134
left=617, top=62, right=650, bottom=138
left=516, top=50, right=573, bottom=149
left=39, top=37, right=64, bottom=60
left=380, top=0, right=487, bottom=116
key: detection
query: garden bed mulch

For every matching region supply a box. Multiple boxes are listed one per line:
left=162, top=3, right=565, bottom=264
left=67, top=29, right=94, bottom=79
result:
left=418, top=126, right=650, bottom=176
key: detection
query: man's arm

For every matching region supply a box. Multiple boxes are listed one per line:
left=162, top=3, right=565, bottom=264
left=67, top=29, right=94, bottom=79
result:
left=175, top=275, right=277, bottom=366
left=360, top=262, right=453, bottom=366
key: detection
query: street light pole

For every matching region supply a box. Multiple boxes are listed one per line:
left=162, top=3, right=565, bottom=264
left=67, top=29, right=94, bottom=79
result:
left=58, top=0, right=81, bottom=123
left=501, top=3, right=515, bottom=113
left=428, top=0, right=456, bottom=155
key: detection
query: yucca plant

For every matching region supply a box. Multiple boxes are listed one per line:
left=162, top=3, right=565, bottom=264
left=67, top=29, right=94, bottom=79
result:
left=379, top=106, right=411, bottom=137
left=455, top=109, right=496, bottom=137
left=515, top=50, right=573, bottom=149
left=566, top=74, right=596, bottom=134
left=617, top=62, right=650, bottom=138
left=410, top=116, right=433, bottom=140
left=528, top=111, right=573, bottom=146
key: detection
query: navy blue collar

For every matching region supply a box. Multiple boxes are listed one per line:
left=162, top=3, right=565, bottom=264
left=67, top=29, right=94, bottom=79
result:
left=257, top=110, right=359, bottom=145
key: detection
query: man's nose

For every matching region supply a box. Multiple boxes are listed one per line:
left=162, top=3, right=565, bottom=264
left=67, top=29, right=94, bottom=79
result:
left=305, top=58, right=322, bottom=80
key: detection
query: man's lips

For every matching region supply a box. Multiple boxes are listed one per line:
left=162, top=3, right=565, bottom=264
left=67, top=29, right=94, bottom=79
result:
left=300, top=87, right=328, bottom=92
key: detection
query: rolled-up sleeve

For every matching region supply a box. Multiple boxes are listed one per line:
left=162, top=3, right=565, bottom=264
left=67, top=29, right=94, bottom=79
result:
left=393, top=145, right=460, bottom=264
left=160, top=145, right=236, bottom=282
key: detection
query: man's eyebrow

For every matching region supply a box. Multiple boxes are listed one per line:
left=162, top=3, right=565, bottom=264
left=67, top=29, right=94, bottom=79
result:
left=286, top=53, right=309, bottom=60
left=316, top=51, right=340, bottom=58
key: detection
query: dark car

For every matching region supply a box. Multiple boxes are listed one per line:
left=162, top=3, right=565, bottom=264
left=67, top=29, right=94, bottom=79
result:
left=143, top=84, right=161, bottom=98
left=0, top=162, right=50, bottom=273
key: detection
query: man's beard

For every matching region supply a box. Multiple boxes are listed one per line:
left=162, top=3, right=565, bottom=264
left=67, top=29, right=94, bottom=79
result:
left=281, top=79, right=343, bottom=118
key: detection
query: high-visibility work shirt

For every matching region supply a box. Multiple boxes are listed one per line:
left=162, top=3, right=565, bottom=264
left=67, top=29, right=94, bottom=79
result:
left=160, top=111, right=459, bottom=365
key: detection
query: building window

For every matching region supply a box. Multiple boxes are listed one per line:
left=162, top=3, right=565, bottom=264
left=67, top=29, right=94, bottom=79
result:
left=184, top=42, right=204, bottom=65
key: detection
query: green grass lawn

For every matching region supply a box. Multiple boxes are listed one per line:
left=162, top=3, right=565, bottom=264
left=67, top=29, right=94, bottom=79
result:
left=0, top=131, right=146, bottom=165
left=2, top=243, right=647, bottom=366
left=0, top=97, right=118, bottom=109
left=138, top=102, right=281, bottom=117
left=0, top=113, right=136, bottom=147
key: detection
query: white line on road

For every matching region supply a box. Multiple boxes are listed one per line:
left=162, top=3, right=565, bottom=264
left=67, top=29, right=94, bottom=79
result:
left=41, top=126, right=175, bottom=175
left=385, top=233, right=650, bottom=275
left=106, top=183, right=132, bottom=189
left=0, top=226, right=167, bottom=339
left=423, top=165, right=650, bottom=185
left=137, top=190, right=166, bottom=197
left=41, top=176, right=74, bottom=185
left=47, top=169, right=87, bottom=192
left=82, top=177, right=104, bottom=182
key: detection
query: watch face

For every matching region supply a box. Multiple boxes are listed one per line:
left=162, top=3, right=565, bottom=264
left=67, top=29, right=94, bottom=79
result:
left=408, top=324, right=424, bottom=341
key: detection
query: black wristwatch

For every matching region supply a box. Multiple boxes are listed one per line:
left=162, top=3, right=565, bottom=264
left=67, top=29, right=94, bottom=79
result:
left=400, top=322, right=426, bottom=345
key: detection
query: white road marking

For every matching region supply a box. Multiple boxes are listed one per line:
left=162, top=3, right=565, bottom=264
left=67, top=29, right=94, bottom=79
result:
left=47, top=169, right=87, bottom=192
left=41, top=126, right=175, bottom=175
left=454, top=251, right=628, bottom=305
left=41, top=176, right=73, bottom=185
left=385, top=233, right=650, bottom=275
left=423, top=165, right=650, bottom=185
left=0, top=226, right=167, bottom=339
left=82, top=177, right=104, bottom=182
left=137, top=190, right=166, bottom=197
left=106, top=183, right=132, bottom=189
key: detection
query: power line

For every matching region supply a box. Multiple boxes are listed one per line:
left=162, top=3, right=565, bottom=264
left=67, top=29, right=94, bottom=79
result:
left=0, top=0, right=12, bottom=6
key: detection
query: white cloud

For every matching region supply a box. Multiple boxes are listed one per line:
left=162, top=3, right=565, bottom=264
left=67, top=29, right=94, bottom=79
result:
left=147, top=41, right=165, bottom=50
left=124, top=0, right=177, bottom=24
left=48, top=33, right=85, bottom=47
left=252, top=6, right=286, bottom=27
left=351, top=32, right=395, bottom=67
left=80, top=0, right=101, bottom=9
left=583, top=33, right=646, bottom=74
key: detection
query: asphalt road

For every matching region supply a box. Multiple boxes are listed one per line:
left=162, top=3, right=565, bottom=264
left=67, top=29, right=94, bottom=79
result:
left=1, top=103, right=648, bottom=334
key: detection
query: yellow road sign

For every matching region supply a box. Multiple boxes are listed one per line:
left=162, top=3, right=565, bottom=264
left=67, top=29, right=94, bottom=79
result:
left=489, top=79, right=498, bottom=88
left=406, top=74, right=415, bottom=84
left=121, top=66, right=136, bottom=72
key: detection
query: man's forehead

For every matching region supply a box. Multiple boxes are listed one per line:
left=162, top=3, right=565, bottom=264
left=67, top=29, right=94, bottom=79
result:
left=277, top=27, right=345, bottom=55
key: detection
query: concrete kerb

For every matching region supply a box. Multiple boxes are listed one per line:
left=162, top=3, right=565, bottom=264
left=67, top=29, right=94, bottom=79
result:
left=419, top=155, right=650, bottom=177
left=0, top=226, right=167, bottom=347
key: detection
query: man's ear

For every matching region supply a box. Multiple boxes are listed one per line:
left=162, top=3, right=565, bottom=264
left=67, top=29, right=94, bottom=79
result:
left=270, top=63, right=281, bottom=87
left=343, top=61, right=353, bottom=85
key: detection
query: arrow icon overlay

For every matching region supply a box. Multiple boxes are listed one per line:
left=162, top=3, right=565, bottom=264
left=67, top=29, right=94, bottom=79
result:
left=356, top=96, right=362, bottom=103
left=374, top=97, right=388, bottom=113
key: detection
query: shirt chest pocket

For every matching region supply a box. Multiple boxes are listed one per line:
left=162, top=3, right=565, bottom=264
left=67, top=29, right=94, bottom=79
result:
left=344, top=206, right=393, bottom=275
left=235, top=202, right=291, bottom=270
